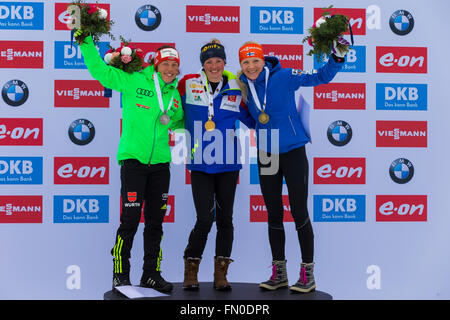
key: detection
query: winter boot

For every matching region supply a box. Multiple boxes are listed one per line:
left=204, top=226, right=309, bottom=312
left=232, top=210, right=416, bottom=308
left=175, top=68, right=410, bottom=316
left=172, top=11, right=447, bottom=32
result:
left=112, top=273, right=131, bottom=292
left=290, top=262, right=316, bottom=293
left=140, top=271, right=173, bottom=293
left=259, top=260, right=288, bottom=290
left=183, top=257, right=201, bottom=290
left=214, top=256, right=233, bottom=291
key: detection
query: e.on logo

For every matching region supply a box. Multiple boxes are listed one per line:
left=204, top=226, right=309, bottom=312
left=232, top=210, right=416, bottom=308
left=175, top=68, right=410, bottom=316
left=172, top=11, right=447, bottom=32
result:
left=376, top=46, right=427, bottom=74
left=249, top=195, right=293, bottom=222
left=376, top=195, right=427, bottom=222
left=186, top=5, right=240, bottom=33
left=314, top=158, right=366, bottom=184
left=54, top=157, right=109, bottom=184
left=119, top=195, right=175, bottom=223
left=0, top=118, right=43, bottom=146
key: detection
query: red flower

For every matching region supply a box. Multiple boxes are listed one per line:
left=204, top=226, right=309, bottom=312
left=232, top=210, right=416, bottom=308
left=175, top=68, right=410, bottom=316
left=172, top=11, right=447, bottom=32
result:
left=87, top=4, right=98, bottom=15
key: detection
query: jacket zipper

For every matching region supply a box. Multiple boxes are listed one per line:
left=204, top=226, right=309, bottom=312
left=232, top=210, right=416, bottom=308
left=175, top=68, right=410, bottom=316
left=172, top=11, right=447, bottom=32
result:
left=288, top=116, right=297, bottom=136
left=148, top=81, right=168, bottom=164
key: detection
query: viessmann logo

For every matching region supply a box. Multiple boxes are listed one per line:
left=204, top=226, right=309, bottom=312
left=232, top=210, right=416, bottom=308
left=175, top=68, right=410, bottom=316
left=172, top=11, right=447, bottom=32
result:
left=186, top=5, right=240, bottom=33
left=314, top=8, right=366, bottom=35
left=376, top=46, right=427, bottom=73
left=376, top=195, right=427, bottom=222
left=0, top=118, right=42, bottom=146
left=0, top=195, right=42, bottom=223
left=314, top=83, right=366, bottom=110
left=376, top=121, right=427, bottom=147
left=250, top=195, right=293, bottom=222
left=314, top=157, right=366, bottom=184
left=54, top=80, right=110, bottom=108
left=261, top=44, right=303, bottom=69
left=54, top=157, right=109, bottom=184
left=0, top=41, right=43, bottom=68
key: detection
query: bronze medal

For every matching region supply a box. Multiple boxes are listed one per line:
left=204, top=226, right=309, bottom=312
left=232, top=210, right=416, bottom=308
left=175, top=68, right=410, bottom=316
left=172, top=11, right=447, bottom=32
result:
left=258, top=112, right=270, bottom=124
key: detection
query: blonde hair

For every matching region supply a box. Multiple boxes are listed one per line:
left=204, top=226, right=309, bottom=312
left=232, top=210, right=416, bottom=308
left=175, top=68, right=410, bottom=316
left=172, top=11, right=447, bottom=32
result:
left=236, top=41, right=261, bottom=102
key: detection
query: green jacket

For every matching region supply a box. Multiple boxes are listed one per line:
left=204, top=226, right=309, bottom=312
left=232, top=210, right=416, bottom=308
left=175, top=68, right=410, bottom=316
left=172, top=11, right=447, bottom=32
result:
left=80, top=36, right=184, bottom=165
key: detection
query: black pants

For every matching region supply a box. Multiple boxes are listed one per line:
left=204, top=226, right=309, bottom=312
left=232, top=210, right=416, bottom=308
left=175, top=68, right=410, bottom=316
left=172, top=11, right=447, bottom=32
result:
left=258, top=146, right=314, bottom=263
left=111, top=160, right=170, bottom=276
left=184, top=170, right=239, bottom=259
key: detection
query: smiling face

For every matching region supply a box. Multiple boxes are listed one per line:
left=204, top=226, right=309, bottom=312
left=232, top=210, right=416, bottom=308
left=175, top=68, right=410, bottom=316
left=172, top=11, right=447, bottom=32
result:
left=203, top=57, right=225, bottom=83
left=240, top=57, right=265, bottom=81
left=157, top=60, right=179, bottom=84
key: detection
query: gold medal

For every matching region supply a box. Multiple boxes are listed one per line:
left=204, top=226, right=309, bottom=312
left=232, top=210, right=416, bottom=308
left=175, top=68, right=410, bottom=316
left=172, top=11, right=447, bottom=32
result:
left=258, top=112, right=270, bottom=124
left=205, top=118, right=215, bottom=131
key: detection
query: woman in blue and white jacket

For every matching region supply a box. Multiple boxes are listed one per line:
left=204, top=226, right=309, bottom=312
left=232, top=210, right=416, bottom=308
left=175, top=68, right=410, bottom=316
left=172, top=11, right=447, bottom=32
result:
left=177, top=39, right=254, bottom=291
left=237, top=41, right=346, bottom=293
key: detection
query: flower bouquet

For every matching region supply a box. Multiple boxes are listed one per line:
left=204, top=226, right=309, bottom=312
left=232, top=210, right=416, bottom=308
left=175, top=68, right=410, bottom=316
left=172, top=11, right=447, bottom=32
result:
left=67, top=0, right=115, bottom=44
left=302, top=6, right=351, bottom=62
left=103, top=37, right=145, bottom=73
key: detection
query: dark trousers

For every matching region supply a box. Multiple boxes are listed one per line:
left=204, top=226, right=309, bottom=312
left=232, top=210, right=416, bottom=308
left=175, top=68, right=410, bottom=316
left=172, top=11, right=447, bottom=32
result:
left=184, top=170, right=239, bottom=259
left=258, top=146, right=314, bottom=263
left=111, top=160, right=170, bottom=275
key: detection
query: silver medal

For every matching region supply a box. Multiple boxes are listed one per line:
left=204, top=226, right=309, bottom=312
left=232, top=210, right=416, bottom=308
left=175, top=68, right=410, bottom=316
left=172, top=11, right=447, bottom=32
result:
left=160, top=113, right=170, bottom=125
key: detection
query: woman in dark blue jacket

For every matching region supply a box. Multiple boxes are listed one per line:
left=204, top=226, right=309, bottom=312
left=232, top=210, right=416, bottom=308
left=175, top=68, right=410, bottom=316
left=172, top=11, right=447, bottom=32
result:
left=237, top=41, right=346, bottom=293
left=178, top=39, right=254, bottom=291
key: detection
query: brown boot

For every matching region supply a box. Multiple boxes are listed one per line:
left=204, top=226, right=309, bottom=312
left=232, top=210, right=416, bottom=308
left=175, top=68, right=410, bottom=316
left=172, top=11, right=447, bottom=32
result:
left=183, top=257, right=201, bottom=290
left=214, top=256, right=233, bottom=291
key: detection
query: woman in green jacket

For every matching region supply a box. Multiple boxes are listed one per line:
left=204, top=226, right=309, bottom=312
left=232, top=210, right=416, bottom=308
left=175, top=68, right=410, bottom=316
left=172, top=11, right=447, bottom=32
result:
left=79, top=35, right=183, bottom=293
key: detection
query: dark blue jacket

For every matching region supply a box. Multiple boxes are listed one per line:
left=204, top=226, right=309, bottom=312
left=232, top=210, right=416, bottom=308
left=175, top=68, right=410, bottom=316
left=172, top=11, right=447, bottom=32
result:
left=179, top=70, right=255, bottom=173
left=239, top=56, right=343, bottom=154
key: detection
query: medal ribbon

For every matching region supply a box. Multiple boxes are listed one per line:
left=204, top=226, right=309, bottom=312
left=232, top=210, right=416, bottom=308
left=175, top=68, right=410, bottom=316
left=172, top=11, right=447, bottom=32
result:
left=201, top=71, right=223, bottom=120
left=247, top=67, right=269, bottom=114
left=152, top=71, right=177, bottom=116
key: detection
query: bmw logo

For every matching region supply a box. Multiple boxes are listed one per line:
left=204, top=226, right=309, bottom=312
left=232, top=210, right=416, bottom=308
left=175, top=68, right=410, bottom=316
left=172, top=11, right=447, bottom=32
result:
left=135, top=5, right=161, bottom=31
left=68, top=119, right=95, bottom=145
left=327, top=120, right=352, bottom=146
left=389, top=158, right=414, bottom=184
left=389, top=10, right=414, bottom=36
left=2, top=80, right=29, bottom=107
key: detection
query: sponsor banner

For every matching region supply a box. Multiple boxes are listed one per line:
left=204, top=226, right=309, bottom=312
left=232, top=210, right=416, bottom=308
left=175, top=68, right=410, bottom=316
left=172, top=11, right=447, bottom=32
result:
left=0, top=156, right=42, bottom=184
left=0, top=40, right=43, bottom=68
left=54, top=157, right=109, bottom=185
left=314, top=157, right=366, bottom=184
left=129, top=42, right=175, bottom=68
left=2, top=79, right=29, bottom=106
left=54, top=41, right=110, bottom=69
left=376, top=195, right=427, bottom=222
left=119, top=195, right=175, bottom=223
left=314, top=46, right=366, bottom=73
left=55, top=2, right=110, bottom=30
left=376, top=121, right=427, bottom=147
left=0, top=195, right=42, bottom=223
left=376, top=46, right=427, bottom=73
left=186, top=5, right=240, bottom=33
left=250, top=6, right=303, bottom=34
left=314, top=83, right=366, bottom=110
left=53, top=195, right=109, bottom=223
left=0, top=118, right=42, bottom=145
left=313, top=195, right=365, bottom=222
left=250, top=195, right=293, bottom=222
left=0, top=2, right=44, bottom=30
left=376, top=83, right=427, bottom=111
left=54, top=80, right=110, bottom=108
left=261, top=44, right=303, bottom=69
left=314, top=8, right=365, bottom=35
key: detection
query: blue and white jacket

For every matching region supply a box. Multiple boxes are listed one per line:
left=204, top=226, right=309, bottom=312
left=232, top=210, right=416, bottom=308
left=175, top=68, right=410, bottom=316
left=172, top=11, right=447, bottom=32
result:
left=239, top=56, right=344, bottom=154
left=178, top=70, right=255, bottom=173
